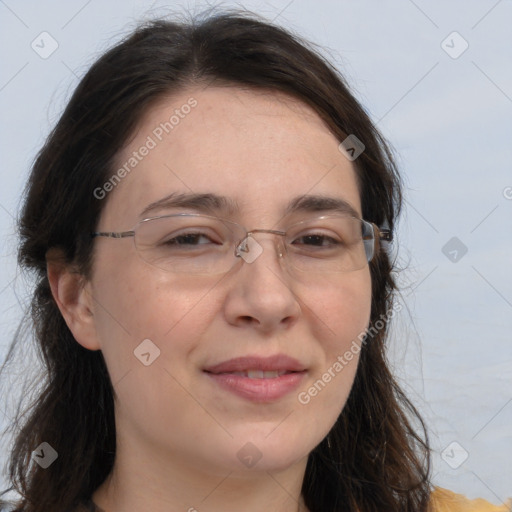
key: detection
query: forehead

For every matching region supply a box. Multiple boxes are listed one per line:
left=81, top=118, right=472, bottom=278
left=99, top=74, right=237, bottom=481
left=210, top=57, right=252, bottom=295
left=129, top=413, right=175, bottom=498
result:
left=99, top=86, right=362, bottom=228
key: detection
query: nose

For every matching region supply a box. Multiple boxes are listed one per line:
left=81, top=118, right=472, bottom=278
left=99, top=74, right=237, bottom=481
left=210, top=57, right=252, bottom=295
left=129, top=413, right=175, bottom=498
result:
left=223, top=233, right=301, bottom=333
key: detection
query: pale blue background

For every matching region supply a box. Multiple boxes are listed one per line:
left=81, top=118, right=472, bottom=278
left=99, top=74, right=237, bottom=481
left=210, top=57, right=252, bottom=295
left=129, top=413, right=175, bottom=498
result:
left=1, top=0, right=511, bottom=504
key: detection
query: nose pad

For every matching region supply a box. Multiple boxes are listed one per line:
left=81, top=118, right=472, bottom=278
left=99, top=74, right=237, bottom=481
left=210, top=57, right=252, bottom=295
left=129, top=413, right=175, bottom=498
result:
left=277, top=238, right=285, bottom=259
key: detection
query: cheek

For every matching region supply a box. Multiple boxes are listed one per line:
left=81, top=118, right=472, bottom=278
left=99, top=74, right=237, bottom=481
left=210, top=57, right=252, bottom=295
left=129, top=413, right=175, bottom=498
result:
left=301, top=270, right=371, bottom=405
left=89, top=252, right=216, bottom=383
left=307, top=269, right=372, bottom=347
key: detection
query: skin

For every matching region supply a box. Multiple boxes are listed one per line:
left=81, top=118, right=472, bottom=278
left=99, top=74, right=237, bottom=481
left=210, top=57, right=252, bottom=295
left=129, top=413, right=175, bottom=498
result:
left=48, top=86, right=372, bottom=512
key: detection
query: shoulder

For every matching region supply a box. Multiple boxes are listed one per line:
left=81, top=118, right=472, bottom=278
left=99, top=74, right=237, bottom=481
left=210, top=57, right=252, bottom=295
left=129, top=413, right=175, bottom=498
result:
left=430, top=487, right=512, bottom=512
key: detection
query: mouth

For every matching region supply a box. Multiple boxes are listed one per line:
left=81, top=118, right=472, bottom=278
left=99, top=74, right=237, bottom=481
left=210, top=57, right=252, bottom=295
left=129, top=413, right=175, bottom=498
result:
left=203, top=355, right=307, bottom=402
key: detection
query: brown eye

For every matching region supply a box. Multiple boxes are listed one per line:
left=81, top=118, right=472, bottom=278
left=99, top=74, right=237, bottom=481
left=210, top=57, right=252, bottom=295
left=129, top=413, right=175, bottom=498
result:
left=162, top=231, right=218, bottom=247
left=292, top=234, right=342, bottom=247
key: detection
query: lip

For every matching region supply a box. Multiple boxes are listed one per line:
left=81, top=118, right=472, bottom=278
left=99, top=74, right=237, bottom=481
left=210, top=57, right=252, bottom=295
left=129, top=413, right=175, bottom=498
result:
left=204, top=355, right=306, bottom=374
left=203, top=355, right=307, bottom=403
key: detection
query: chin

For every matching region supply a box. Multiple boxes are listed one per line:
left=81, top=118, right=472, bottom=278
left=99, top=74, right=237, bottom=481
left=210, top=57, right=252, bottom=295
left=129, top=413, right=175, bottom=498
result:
left=215, top=425, right=318, bottom=474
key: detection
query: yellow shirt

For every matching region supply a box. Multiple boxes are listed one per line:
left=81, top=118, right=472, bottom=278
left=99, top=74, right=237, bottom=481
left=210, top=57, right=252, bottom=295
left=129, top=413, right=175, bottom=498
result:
left=430, top=487, right=512, bottom=511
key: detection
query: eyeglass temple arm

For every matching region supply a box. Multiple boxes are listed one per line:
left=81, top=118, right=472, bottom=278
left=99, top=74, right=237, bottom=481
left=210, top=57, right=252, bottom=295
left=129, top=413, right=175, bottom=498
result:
left=378, top=228, right=392, bottom=242
left=363, top=225, right=392, bottom=243
left=363, top=225, right=392, bottom=262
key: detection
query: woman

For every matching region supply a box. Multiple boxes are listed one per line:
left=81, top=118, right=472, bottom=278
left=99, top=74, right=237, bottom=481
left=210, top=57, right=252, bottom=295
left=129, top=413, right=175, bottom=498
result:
left=0, top=9, right=509, bottom=512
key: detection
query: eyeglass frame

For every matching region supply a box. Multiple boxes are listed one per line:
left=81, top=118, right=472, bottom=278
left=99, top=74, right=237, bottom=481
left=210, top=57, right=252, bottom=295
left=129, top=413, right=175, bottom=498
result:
left=90, top=212, right=392, bottom=273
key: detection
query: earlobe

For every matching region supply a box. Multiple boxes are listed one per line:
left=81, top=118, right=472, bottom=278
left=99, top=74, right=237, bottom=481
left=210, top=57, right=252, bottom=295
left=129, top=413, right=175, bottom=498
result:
left=46, top=248, right=101, bottom=351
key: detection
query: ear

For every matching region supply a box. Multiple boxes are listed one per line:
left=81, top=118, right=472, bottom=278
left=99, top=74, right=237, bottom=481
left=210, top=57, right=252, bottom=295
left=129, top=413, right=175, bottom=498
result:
left=46, top=248, right=101, bottom=351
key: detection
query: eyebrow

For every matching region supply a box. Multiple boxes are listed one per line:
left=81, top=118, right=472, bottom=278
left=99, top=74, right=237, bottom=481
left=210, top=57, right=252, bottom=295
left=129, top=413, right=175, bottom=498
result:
left=140, top=192, right=360, bottom=220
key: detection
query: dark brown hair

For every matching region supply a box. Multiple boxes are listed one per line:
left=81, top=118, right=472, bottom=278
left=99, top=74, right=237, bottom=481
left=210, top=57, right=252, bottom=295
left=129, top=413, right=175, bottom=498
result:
left=0, top=8, right=431, bottom=511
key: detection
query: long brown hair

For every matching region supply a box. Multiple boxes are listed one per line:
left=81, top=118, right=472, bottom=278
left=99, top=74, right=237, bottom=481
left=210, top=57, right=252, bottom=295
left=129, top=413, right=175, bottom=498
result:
left=0, top=8, right=431, bottom=511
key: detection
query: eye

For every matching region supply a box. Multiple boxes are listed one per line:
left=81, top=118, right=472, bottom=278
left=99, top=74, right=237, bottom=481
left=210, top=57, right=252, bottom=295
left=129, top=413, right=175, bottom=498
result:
left=291, top=232, right=343, bottom=248
left=161, top=230, right=222, bottom=247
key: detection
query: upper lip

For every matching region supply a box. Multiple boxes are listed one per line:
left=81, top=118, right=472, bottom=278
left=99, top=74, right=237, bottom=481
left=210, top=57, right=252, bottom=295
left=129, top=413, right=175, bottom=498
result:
left=203, top=355, right=307, bottom=374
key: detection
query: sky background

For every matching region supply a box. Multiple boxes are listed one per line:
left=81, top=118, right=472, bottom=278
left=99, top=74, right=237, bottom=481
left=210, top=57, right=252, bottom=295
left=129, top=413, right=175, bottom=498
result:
left=0, top=0, right=511, bottom=504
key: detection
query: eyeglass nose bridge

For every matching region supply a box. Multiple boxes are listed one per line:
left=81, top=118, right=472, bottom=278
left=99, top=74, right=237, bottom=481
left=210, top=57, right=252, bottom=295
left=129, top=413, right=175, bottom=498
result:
left=234, top=228, right=287, bottom=260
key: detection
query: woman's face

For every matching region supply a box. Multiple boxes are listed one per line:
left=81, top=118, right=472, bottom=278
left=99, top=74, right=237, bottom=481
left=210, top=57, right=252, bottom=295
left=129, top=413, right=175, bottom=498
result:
left=82, top=86, right=372, bottom=475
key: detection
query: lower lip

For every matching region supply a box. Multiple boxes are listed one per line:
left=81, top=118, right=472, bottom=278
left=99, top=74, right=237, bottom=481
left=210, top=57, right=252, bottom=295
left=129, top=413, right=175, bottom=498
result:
left=205, top=371, right=306, bottom=402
